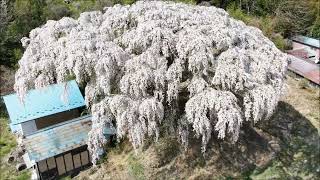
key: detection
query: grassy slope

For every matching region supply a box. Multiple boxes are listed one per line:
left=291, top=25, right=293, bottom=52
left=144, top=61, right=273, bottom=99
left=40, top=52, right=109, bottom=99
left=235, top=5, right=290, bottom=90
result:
left=284, top=76, right=319, bottom=132
left=0, top=74, right=318, bottom=180
left=0, top=117, right=30, bottom=180
left=250, top=76, right=319, bottom=179
left=75, top=76, right=320, bottom=180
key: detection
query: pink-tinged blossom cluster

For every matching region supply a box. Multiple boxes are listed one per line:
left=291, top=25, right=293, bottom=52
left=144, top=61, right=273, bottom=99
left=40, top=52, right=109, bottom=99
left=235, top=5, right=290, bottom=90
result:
left=14, top=1, right=288, bottom=164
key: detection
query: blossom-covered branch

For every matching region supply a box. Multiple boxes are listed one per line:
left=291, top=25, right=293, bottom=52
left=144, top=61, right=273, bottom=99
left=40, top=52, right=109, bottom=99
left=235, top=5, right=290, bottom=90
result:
left=14, top=1, right=288, bottom=164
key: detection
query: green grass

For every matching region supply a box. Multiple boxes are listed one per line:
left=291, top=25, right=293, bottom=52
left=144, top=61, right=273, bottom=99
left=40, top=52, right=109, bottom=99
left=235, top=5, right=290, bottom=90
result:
left=250, top=161, right=289, bottom=179
left=248, top=100, right=320, bottom=179
left=60, top=176, right=72, bottom=180
left=0, top=117, right=31, bottom=180
left=0, top=118, right=16, bottom=159
left=154, top=137, right=180, bottom=166
left=127, top=153, right=145, bottom=180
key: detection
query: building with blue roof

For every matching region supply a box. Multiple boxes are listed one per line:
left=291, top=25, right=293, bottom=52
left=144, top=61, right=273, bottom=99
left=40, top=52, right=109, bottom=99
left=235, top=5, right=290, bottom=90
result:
left=3, top=80, right=85, bottom=126
left=291, top=35, right=320, bottom=49
left=2, top=80, right=115, bottom=180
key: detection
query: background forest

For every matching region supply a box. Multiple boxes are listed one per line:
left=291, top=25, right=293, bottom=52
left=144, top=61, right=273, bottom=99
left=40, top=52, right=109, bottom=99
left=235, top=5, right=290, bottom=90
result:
left=0, top=0, right=319, bottom=68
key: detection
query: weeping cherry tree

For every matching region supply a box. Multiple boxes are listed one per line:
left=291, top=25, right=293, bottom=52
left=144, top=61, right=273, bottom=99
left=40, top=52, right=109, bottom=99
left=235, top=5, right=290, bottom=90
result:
left=14, top=1, right=288, bottom=164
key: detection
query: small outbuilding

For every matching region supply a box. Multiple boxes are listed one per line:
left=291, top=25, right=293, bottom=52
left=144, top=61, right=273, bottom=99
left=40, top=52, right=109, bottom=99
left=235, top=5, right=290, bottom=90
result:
left=2, top=80, right=115, bottom=180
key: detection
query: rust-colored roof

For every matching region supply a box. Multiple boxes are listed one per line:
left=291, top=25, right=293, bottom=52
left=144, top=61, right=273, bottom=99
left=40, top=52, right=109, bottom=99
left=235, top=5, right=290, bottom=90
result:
left=288, top=56, right=320, bottom=85
left=287, top=49, right=309, bottom=60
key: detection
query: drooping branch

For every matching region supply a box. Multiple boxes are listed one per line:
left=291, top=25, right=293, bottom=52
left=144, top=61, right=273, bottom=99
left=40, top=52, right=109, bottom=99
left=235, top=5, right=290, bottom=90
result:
left=14, top=1, right=288, bottom=163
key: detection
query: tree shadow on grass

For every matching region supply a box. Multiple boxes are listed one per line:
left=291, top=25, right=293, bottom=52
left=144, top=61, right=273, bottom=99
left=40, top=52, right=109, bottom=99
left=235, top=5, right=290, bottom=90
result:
left=174, top=101, right=319, bottom=179
left=254, top=101, right=320, bottom=178
left=104, top=101, right=319, bottom=179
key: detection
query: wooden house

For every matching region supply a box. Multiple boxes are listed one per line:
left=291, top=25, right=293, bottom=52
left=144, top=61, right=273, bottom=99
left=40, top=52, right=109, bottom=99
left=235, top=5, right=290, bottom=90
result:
left=2, top=80, right=115, bottom=179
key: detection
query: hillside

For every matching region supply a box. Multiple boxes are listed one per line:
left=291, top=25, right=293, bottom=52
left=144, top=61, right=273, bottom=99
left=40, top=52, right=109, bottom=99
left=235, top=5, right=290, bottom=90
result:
left=74, top=75, right=319, bottom=180
left=0, top=1, right=319, bottom=179
left=0, top=56, right=319, bottom=180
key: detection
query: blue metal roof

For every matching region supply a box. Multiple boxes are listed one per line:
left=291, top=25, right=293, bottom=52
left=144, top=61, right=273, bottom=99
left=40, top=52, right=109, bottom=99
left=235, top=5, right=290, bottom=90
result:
left=2, top=80, right=85, bottom=125
left=24, top=116, right=91, bottom=162
left=292, top=35, right=320, bottom=48
left=23, top=115, right=115, bottom=162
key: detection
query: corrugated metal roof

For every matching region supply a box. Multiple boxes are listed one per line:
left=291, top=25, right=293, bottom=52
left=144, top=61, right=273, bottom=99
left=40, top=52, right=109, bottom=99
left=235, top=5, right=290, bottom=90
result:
left=24, top=115, right=91, bottom=162
left=288, top=56, right=320, bottom=85
left=24, top=115, right=90, bottom=162
left=291, top=35, right=320, bottom=48
left=2, top=80, right=85, bottom=125
left=23, top=115, right=115, bottom=163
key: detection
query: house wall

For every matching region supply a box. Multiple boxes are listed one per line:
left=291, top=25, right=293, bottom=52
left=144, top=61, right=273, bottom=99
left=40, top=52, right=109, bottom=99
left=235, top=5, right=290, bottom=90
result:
left=20, top=109, right=81, bottom=136
left=20, top=120, right=37, bottom=136
left=37, top=145, right=91, bottom=180
left=35, top=109, right=80, bottom=130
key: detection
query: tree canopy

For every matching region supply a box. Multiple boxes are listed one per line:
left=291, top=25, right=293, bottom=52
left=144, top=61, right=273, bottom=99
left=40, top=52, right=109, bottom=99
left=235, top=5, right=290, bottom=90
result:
left=1, top=0, right=318, bottom=68
left=14, top=1, right=289, bottom=164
